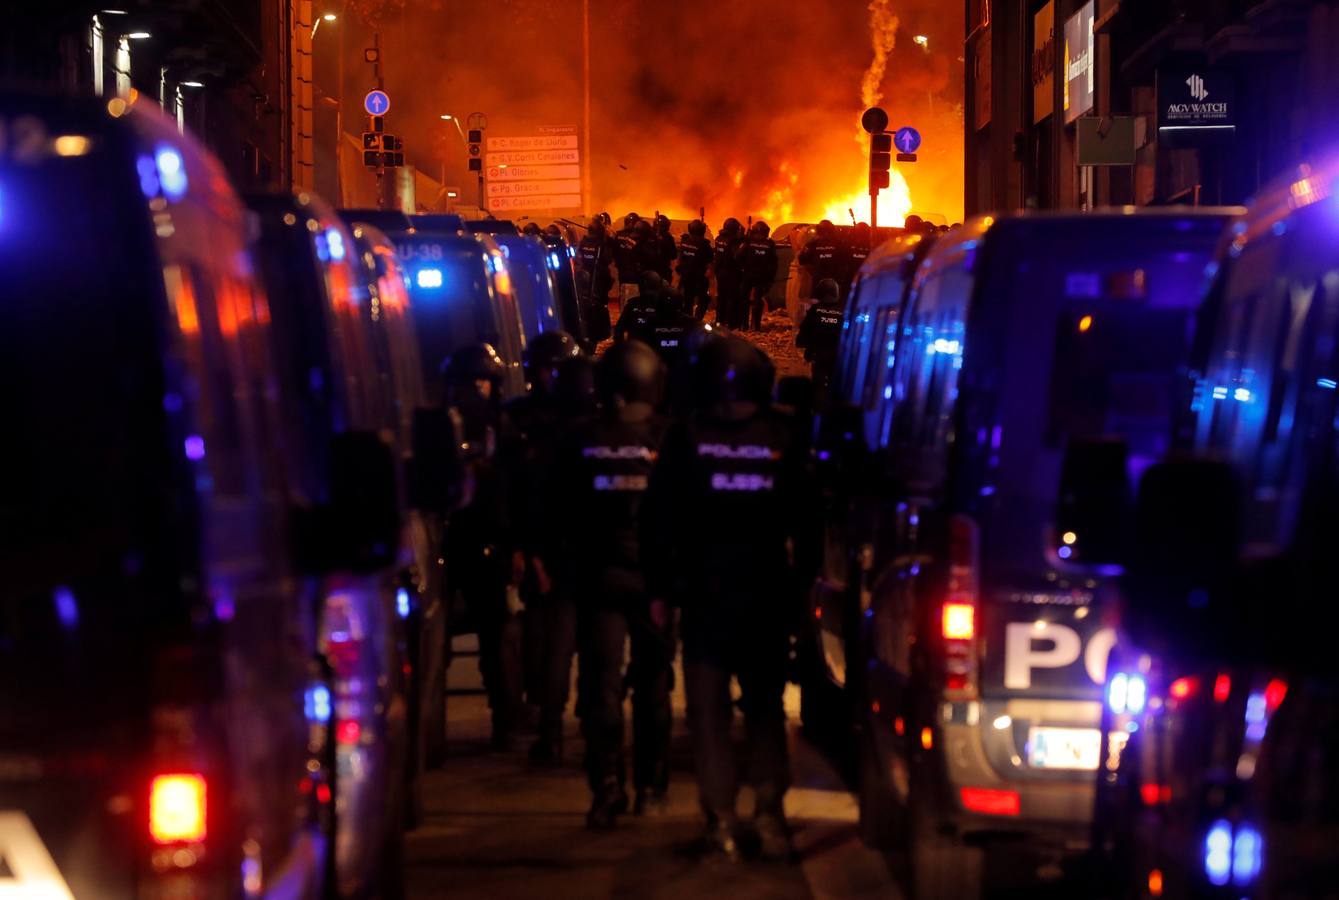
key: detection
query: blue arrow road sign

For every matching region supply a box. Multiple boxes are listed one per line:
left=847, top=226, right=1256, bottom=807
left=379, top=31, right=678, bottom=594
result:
left=364, top=90, right=391, bottom=116
left=894, top=127, right=922, bottom=154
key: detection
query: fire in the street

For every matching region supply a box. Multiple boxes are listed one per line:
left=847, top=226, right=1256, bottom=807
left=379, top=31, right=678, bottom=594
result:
left=820, top=171, right=913, bottom=228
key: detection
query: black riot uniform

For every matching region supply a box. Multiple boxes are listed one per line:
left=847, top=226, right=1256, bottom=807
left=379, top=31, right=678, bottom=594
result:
left=550, top=341, right=675, bottom=829
left=796, top=219, right=845, bottom=295
left=842, top=222, right=872, bottom=299
left=502, top=331, right=586, bottom=765
left=577, top=219, right=617, bottom=305
left=441, top=344, right=525, bottom=749
left=677, top=219, right=714, bottom=320
left=642, top=336, right=820, bottom=861
left=735, top=221, right=779, bottom=332
left=652, top=215, right=677, bottom=283
left=614, top=213, right=642, bottom=297
left=711, top=218, right=745, bottom=328
left=795, top=277, right=844, bottom=404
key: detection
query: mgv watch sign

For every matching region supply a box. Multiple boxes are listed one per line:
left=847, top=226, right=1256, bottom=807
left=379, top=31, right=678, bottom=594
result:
left=1158, top=69, right=1236, bottom=131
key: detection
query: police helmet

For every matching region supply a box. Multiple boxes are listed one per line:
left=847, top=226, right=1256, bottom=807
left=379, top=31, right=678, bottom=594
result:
left=750, top=220, right=771, bottom=239
left=903, top=214, right=924, bottom=232
left=654, top=214, right=672, bottom=232
left=814, top=278, right=841, bottom=304
left=721, top=217, right=742, bottom=236
left=442, top=342, right=506, bottom=385
left=543, top=223, right=563, bottom=239
left=524, top=330, right=583, bottom=392
left=688, top=219, right=707, bottom=237
left=623, top=212, right=640, bottom=229
left=816, top=219, right=836, bottom=237
left=521, top=222, right=543, bottom=237
left=634, top=219, right=654, bottom=239
left=637, top=270, right=664, bottom=298
left=588, top=219, right=607, bottom=239
left=693, top=334, right=775, bottom=411
left=596, top=340, right=665, bottom=407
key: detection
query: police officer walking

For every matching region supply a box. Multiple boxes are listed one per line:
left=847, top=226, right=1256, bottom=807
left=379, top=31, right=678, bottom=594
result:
left=677, top=219, right=714, bottom=320
left=642, top=336, right=820, bottom=861
left=441, top=343, right=526, bottom=750
left=578, top=218, right=617, bottom=306
left=503, top=331, right=586, bottom=765
left=795, top=278, right=845, bottom=409
left=735, top=221, right=779, bottom=332
left=550, top=341, right=676, bottom=829
left=711, top=218, right=745, bottom=329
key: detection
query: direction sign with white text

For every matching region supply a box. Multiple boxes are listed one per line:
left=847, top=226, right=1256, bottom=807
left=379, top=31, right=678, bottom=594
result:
left=487, top=163, right=581, bottom=182
left=486, top=135, right=579, bottom=152
left=487, top=179, right=583, bottom=197
left=488, top=194, right=583, bottom=212
left=485, top=148, right=580, bottom=167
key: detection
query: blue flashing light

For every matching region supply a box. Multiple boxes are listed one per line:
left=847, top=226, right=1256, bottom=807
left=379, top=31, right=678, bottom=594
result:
left=396, top=587, right=412, bottom=619
left=184, top=434, right=206, bottom=461
left=155, top=145, right=188, bottom=200
left=1233, top=825, right=1263, bottom=884
left=327, top=227, right=346, bottom=261
left=548, top=252, right=562, bottom=270
left=416, top=267, right=444, bottom=289
left=1245, top=690, right=1268, bottom=741
left=1233, top=387, right=1252, bottom=403
left=1318, top=378, right=1337, bottom=390
left=136, top=154, right=159, bottom=198
left=883, top=385, right=892, bottom=400
left=1212, top=385, right=1229, bottom=400
left=1204, top=820, right=1233, bottom=886
left=53, top=586, right=79, bottom=629
left=1058, top=545, right=1073, bottom=559
left=1107, top=672, right=1146, bottom=715
left=305, top=683, right=333, bottom=724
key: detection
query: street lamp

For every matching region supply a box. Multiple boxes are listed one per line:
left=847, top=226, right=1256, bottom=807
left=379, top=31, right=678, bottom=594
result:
left=125, top=31, right=151, bottom=39
left=311, top=12, right=336, bottom=39
left=913, top=34, right=929, bottom=50
left=439, top=114, right=467, bottom=146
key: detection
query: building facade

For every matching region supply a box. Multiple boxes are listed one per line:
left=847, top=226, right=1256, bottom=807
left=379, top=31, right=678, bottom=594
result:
left=965, top=0, right=1339, bottom=215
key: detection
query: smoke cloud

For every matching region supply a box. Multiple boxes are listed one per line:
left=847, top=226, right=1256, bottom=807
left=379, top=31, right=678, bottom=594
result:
left=359, top=0, right=963, bottom=224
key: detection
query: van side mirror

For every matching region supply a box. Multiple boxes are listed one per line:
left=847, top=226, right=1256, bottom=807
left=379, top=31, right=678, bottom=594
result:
left=1121, top=458, right=1242, bottom=658
left=1055, top=438, right=1131, bottom=566
left=292, top=431, right=401, bottom=574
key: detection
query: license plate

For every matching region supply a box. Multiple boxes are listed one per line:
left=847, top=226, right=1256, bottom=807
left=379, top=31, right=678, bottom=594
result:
left=1027, top=726, right=1101, bottom=770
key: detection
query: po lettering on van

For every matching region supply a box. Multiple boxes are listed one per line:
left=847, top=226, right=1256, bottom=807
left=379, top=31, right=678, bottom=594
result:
left=1003, top=621, right=1117, bottom=690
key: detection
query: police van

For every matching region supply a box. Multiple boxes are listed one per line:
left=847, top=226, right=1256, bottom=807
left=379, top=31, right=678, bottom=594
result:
left=1094, top=155, right=1339, bottom=899
left=832, top=209, right=1235, bottom=898
left=490, top=232, right=565, bottom=342
left=0, top=92, right=350, bottom=899
left=342, top=215, right=527, bottom=401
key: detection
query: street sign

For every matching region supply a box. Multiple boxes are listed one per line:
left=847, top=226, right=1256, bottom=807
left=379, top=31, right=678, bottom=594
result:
left=485, top=148, right=580, bottom=167
left=486, top=135, right=579, bottom=152
left=861, top=107, right=889, bottom=135
left=466, top=112, right=488, bottom=130
left=896, top=152, right=918, bottom=163
left=488, top=194, right=582, bottom=212
left=488, top=179, right=583, bottom=198
left=487, top=163, right=581, bottom=182
left=894, top=126, right=922, bottom=153
left=363, top=89, right=391, bottom=116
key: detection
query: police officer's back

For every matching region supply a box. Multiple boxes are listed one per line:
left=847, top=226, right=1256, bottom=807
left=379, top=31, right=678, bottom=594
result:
left=677, top=219, right=714, bottom=319
left=652, top=214, right=677, bottom=283
left=711, top=218, right=746, bottom=327
left=578, top=218, right=617, bottom=304
left=735, top=221, right=779, bottom=331
left=797, top=219, right=845, bottom=291
left=795, top=277, right=844, bottom=402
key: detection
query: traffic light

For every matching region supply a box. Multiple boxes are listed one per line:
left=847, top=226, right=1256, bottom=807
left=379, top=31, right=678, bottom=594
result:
left=869, top=132, right=892, bottom=191
left=370, top=115, right=384, bottom=133
left=467, top=129, right=482, bottom=143
left=363, top=150, right=381, bottom=168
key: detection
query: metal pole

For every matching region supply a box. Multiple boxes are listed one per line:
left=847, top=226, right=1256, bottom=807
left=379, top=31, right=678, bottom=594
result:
left=582, top=0, right=592, bottom=212
left=477, top=173, right=484, bottom=214
left=870, top=190, right=878, bottom=230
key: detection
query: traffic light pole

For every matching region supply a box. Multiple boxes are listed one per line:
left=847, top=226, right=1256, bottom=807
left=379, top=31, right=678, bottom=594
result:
left=870, top=188, right=879, bottom=230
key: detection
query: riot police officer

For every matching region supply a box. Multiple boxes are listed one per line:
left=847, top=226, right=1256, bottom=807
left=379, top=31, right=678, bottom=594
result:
left=615, top=213, right=643, bottom=301
left=795, top=277, right=844, bottom=406
left=441, top=343, right=525, bottom=750
left=842, top=222, right=872, bottom=300
left=677, top=219, right=714, bottom=319
left=711, top=218, right=745, bottom=329
left=614, top=271, right=667, bottom=343
left=736, top=220, right=779, bottom=332
left=796, top=219, right=845, bottom=294
left=550, top=341, right=675, bottom=828
left=652, top=214, right=677, bottom=283
left=642, top=336, right=820, bottom=861
left=504, top=331, right=585, bottom=761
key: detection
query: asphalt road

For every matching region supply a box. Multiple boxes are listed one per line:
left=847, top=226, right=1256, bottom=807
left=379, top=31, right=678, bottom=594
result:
left=405, top=675, right=905, bottom=900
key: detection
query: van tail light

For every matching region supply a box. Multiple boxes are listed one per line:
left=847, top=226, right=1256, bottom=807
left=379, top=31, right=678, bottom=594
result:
left=960, top=787, right=1020, bottom=816
left=942, top=515, right=980, bottom=697
left=1213, top=673, right=1232, bottom=703
left=1168, top=676, right=1200, bottom=701
left=1264, top=678, right=1288, bottom=714
left=150, top=773, right=208, bottom=844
